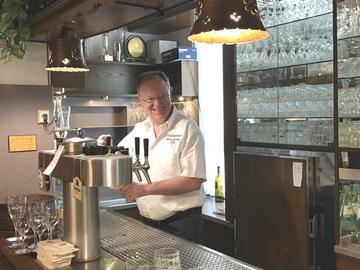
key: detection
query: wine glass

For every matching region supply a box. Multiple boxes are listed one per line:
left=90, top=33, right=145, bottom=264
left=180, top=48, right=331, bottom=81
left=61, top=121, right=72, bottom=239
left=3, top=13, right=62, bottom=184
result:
left=7, top=195, right=27, bottom=250
left=28, top=201, right=47, bottom=242
left=45, top=198, right=60, bottom=240
left=15, top=212, right=30, bottom=254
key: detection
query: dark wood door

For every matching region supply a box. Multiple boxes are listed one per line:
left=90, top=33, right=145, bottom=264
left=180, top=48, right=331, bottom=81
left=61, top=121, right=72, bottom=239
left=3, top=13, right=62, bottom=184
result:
left=234, top=153, right=310, bottom=270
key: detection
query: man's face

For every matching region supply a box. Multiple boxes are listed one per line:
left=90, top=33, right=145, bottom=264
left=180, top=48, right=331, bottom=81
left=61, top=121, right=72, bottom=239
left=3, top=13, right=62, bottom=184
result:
left=138, top=77, right=172, bottom=125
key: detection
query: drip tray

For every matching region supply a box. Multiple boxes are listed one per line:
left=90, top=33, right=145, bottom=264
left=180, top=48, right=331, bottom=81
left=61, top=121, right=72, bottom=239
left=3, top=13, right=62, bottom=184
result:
left=100, top=210, right=261, bottom=270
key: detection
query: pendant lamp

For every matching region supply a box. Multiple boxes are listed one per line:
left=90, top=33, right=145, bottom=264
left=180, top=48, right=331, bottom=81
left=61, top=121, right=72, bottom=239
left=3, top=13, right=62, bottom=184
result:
left=188, top=0, right=269, bottom=44
left=46, top=27, right=89, bottom=72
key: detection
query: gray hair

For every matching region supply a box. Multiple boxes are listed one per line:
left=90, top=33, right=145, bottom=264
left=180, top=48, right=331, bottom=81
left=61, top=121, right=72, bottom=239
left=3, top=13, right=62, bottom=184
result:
left=136, top=70, right=171, bottom=94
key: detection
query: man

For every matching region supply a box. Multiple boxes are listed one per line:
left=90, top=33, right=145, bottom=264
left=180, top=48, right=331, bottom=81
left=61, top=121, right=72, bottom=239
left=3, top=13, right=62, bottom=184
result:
left=105, top=70, right=206, bottom=243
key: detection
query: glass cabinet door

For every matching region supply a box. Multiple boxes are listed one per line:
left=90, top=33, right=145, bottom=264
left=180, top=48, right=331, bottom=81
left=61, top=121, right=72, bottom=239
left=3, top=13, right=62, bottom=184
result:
left=337, top=0, right=360, bottom=253
left=236, top=0, right=334, bottom=146
left=338, top=1, right=360, bottom=149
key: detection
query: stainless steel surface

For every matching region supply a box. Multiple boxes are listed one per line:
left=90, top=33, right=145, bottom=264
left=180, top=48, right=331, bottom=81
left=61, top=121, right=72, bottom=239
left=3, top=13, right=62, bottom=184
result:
left=38, top=148, right=132, bottom=263
left=132, top=159, right=151, bottom=184
left=100, top=210, right=261, bottom=270
left=36, top=249, right=126, bottom=270
left=99, top=198, right=136, bottom=209
left=64, top=182, right=100, bottom=262
left=79, top=154, right=132, bottom=187
left=38, top=151, right=132, bottom=186
left=63, top=136, right=96, bottom=155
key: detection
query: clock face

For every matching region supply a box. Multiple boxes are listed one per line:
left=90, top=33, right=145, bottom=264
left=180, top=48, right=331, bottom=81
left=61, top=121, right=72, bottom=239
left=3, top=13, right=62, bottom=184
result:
left=126, top=36, right=145, bottom=58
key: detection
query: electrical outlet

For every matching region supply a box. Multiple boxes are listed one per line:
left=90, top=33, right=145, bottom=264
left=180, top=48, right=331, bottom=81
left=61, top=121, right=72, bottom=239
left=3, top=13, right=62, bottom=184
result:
left=37, top=110, right=49, bottom=124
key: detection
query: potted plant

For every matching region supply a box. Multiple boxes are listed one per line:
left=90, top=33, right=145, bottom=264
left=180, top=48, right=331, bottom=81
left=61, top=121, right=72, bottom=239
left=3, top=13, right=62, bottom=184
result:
left=0, top=0, right=31, bottom=62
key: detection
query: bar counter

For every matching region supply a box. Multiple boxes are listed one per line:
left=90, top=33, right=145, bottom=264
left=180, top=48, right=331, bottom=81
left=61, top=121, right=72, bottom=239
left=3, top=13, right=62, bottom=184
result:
left=0, top=210, right=260, bottom=270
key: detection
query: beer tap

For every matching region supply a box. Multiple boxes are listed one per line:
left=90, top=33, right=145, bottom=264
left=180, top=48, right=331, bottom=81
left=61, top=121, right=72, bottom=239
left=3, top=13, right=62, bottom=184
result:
left=132, top=137, right=151, bottom=184
left=140, top=138, right=151, bottom=184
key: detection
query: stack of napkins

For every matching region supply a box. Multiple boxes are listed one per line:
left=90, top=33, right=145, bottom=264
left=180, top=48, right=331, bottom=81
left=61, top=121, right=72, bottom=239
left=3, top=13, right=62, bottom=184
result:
left=36, top=240, right=78, bottom=269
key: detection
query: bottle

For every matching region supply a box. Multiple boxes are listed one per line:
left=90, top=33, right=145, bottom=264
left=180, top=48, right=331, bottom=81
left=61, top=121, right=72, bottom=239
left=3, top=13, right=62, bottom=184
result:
left=215, top=166, right=224, bottom=202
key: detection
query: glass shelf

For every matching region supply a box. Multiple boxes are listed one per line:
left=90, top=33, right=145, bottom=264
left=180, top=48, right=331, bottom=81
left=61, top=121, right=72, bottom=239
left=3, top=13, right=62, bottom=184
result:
left=258, top=0, right=332, bottom=28
left=236, top=13, right=333, bottom=73
left=237, top=118, right=333, bottom=146
left=338, top=5, right=360, bottom=150
left=235, top=7, right=334, bottom=147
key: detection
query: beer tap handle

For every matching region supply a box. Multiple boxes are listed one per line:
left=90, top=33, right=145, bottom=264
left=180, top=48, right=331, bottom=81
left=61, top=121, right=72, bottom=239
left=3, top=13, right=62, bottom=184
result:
left=135, top=137, right=140, bottom=157
left=142, top=138, right=151, bottom=184
left=143, top=138, right=149, bottom=158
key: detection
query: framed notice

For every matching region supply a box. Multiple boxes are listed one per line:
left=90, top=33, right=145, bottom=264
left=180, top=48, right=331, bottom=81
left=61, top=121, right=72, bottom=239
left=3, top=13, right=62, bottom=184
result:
left=8, top=135, right=37, bottom=153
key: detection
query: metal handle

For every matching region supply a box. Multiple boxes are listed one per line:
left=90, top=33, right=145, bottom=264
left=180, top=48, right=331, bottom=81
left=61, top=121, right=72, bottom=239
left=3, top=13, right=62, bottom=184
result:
left=309, top=215, right=318, bottom=239
left=135, top=137, right=140, bottom=156
left=143, top=138, right=149, bottom=157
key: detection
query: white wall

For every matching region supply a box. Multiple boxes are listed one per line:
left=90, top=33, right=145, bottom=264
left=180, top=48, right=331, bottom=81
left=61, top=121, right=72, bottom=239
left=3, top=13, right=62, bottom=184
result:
left=0, top=42, right=48, bottom=85
left=197, top=43, right=225, bottom=195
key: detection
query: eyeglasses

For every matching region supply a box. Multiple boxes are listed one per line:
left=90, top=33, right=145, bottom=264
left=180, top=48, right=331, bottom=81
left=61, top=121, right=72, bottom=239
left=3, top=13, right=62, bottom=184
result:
left=141, top=94, right=170, bottom=104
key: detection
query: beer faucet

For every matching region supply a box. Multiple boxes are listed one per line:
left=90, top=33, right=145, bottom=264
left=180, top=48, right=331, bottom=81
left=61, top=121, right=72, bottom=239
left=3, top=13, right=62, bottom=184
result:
left=132, top=137, right=151, bottom=184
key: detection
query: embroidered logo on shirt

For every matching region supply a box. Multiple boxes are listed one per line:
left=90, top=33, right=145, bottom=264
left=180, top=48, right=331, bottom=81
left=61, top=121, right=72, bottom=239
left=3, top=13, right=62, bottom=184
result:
left=167, top=134, right=182, bottom=143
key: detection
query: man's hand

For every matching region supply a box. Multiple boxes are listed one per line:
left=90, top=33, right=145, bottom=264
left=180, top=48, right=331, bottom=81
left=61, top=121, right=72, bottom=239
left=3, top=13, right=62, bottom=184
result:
left=120, top=183, right=149, bottom=202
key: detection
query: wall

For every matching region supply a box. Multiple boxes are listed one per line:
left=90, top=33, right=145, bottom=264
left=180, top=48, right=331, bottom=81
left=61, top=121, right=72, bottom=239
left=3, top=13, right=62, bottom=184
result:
left=0, top=42, right=48, bottom=85
left=0, top=42, right=53, bottom=202
left=197, top=44, right=224, bottom=196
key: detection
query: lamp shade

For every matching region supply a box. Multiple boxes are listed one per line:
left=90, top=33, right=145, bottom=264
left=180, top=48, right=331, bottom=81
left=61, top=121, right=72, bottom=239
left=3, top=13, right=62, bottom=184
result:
left=46, top=28, right=89, bottom=72
left=188, top=0, right=269, bottom=44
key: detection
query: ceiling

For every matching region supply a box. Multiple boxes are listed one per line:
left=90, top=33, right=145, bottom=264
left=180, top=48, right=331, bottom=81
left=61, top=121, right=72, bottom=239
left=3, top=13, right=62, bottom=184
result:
left=30, top=0, right=197, bottom=42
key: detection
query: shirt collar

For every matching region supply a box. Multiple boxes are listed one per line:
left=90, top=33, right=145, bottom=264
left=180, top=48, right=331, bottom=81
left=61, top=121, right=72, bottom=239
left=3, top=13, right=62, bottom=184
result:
left=143, top=106, right=179, bottom=130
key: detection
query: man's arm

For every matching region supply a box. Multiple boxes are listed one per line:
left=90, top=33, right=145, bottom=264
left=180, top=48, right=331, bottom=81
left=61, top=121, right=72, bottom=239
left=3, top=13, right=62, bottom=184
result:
left=121, top=176, right=203, bottom=202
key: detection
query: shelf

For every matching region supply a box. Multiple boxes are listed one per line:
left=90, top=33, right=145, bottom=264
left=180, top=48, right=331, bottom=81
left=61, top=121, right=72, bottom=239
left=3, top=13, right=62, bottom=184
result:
left=339, top=168, right=360, bottom=182
left=338, top=147, right=360, bottom=154
left=266, top=11, right=333, bottom=30
left=237, top=117, right=333, bottom=120
left=338, top=75, right=360, bottom=81
left=338, top=33, right=360, bottom=42
left=86, top=59, right=155, bottom=67
left=81, top=125, right=132, bottom=129
left=236, top=140, right=334, bottom=152
left=236, top=60, right=333, bottom=77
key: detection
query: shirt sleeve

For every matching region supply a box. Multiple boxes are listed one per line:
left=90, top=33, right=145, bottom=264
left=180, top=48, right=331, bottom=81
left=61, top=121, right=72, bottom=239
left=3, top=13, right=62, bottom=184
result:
left=179, top=125, right=207, bottom=180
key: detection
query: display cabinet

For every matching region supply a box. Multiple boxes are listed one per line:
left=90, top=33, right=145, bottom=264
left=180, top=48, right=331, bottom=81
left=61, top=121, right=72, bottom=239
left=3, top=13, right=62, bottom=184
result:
left=236, top=2, right=333, bottom=147
left=336, top=0, right=360, bottom=263
left=232, top=0, right=360, bottom=268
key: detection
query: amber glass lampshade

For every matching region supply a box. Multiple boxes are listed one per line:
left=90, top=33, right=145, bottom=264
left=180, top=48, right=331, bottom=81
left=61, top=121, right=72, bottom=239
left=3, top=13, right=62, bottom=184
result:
left=46, top=28, right=89, bottom=72
left=188, top=0, right=269, bottom=44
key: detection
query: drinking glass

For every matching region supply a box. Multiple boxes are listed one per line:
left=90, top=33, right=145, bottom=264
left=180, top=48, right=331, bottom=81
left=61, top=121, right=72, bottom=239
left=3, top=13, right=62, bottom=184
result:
left=7, top=195, right=27, bottom=249
left=26, top=204, right=39, bottom=251
left=45, top=198, right=60, bottom=240
left=154, top=247, right=181, bottom=270
left=28, top=201, right=47, bottom=242
left=15, top=213, right=30, bottom=254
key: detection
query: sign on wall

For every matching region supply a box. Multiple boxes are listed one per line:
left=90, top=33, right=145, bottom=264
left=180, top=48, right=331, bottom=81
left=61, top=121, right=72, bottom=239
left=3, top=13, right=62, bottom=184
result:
left=8, top=134, right=37, bottom=152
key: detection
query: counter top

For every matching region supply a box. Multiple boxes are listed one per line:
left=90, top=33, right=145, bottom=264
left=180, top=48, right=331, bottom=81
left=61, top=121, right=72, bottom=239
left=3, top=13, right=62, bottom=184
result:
left=334, top=244, right=360, bottom=260
left=0, top=210, right=259, bottom=270
left=100, top=195, right=233, bottom=227
left=202, top=196, right=233, bottom=228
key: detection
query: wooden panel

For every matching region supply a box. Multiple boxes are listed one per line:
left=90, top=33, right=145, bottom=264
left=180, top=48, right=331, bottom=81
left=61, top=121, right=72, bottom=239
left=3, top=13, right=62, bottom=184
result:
left=0, top=205, right=14, bottom=239
left=234, top=153, right=309, bottom=270
left=84, top=62, right=153, bottom=95
left=201, top=219, right=234, bottom=257
left=336, top=253, right=360, bottom=270
left=222, top=45, right=236, bottom=222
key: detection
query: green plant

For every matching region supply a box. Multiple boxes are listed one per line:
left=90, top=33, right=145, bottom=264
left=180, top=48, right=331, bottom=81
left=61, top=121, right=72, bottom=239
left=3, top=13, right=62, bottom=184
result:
left=0, top=0, right=31, bottom=62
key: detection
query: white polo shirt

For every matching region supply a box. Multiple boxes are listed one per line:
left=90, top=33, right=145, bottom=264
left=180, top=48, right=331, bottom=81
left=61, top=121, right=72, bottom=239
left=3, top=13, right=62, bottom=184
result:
left=118, top=107, right=206, bottom=220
